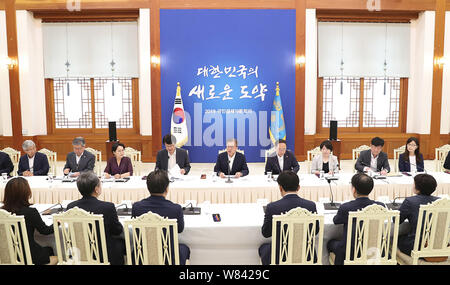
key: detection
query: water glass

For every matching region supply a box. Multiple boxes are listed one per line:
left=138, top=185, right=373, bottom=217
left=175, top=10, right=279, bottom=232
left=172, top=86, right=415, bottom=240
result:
left=267, top=171, right=272, bottom=181
left=2, top=173, right=7, bottom=182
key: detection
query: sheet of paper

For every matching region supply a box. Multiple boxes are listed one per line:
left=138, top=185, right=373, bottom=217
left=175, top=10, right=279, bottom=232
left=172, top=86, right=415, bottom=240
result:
left=169, top=164, right=182, bottom=179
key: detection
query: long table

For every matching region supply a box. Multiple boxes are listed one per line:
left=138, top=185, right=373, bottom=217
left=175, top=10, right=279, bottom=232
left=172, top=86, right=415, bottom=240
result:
left=1, top=173, right=450, bottom=205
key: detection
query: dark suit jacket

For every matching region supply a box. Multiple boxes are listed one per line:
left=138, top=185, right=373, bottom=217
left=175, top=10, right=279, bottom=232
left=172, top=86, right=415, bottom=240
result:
left=18, top=152, right=50, bottom=176
left=67, top=196, right=125, bottom=265
left=155, top=148, right=191, bottom=175
left=0, top=151, right=14, bottom=176
left=262, top=194, right=317, bottom=238
left=398, top=153, right=424, bottom=172
left=444, top=152, right=450, bottom=170
left=265, top=150, right=299, bottom=175
left=14, top=206, right=54, bottom=265
left=355, top=149, right=390, bottom=173
left=214, top=151, right=249, bottom=176
left=331, top=197, right=385, bottom=262
left=398, top=194, right=439, bottom=255
left=132, top=195, right=184, bottom=233
left=63, top=151, right=95, bottom=173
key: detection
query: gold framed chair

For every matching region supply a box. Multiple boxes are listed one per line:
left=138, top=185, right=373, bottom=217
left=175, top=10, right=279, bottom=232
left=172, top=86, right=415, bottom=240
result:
left=124, top=147, right=142, bottom=176
left=0, top=209, right=33, bottom=265
left=1, top=147, right=20, bottom=176
left=393, top=145, right=406, bottom=173
left=352, top=145, right=371, bottom=173
left=396, top=198, right=450, bottom=265
left=124, top=211, right=182, bottom=265
left=435, top=144, right=450, bottom=172
left=53, top=207, right=109, bottom=265
left=269, top=207, right=324, bottom=265
left=306, top=146, right=321, bottom=173
left=38, top=148, right=57, bottom=177
left=329, top=204, right=400, bottom=265
left=84, top=147, right=102, bottom=176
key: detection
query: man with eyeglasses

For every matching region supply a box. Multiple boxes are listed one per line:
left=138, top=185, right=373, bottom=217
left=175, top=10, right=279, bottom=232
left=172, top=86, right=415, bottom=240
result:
left=214, top=138, right=249, bottom=178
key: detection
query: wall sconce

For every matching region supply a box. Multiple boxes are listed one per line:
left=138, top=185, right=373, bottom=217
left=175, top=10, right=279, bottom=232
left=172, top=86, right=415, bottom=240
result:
left=434, top=56, right=447, bottom=68
left=296, top=55, right=306, bottom=66
left=1, top=57, right=17, bottom=69
left=151, top=55, right=160, bottom=66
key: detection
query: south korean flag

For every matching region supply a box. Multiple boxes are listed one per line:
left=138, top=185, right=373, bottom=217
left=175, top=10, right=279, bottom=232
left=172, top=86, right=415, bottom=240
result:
left=170, top=82, right=188, bottom=147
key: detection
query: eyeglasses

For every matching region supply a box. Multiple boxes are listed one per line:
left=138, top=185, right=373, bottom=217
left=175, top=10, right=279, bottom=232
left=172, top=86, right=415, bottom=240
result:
left=407, top=143, right=418, bottom=147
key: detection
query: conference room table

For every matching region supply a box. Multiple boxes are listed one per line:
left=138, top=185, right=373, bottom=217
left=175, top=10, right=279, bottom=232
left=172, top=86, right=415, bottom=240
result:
left=1, top=172, right=450, bottom=205
left=32, top=201, right=412, bottom=265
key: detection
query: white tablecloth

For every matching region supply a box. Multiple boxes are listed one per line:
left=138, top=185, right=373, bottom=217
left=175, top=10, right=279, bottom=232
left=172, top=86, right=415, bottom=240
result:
left=2, top=172, right=450, bottom=205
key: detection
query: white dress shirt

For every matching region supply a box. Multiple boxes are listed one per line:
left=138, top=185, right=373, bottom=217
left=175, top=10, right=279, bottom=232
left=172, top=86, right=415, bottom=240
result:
left=76, top=152, right=83, bottom=165
left=227, top=154, right=235, bottom=174
left=409, top=155, right=417, bottom=172
left=28, top=155, right=35, bottom=172
left=277, top=155, right=284, bottom=172
left=370, top=153, right=378, bottom=171
left=168, top=149, right=177, bottom=170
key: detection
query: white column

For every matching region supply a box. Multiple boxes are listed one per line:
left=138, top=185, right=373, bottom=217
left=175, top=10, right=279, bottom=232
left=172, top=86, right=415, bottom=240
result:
left=305, top=9, right=317, bottom=135
left=0, top=11, right=13, bottom=136
left=407, top=11, right=435, bottom=134
left=138, top=8, right=152, bottom=135
left=16, top=10, right=47, bottom=136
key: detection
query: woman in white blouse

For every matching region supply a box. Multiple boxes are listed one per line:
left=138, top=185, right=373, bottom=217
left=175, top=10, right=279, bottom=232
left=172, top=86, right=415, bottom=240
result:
left=311, top=140, right=339, bottom=175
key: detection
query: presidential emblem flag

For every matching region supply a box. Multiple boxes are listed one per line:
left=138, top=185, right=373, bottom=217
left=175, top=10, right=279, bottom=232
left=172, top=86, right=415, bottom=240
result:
left=170, top=82, right=189, bottom=147
left=269, top=82, right=286, bottom=144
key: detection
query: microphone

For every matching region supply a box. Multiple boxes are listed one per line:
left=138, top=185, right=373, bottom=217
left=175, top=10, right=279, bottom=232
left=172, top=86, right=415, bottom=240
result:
left=115, top=203, right=128, bottom=210
left=40, top=203, right=64, bottom=215
left=385, top=197, right=406, bottom=210
left=182, top=202, right=201, bottom=215
left=226, top=159, right=233, bottom=183
left=410, top=162, right=426, bottom=174
left=182, top=202, right=194, bottom=211
left=323, top=177, right=341, bottom=210
left=116, top=203, right=132, bottom=215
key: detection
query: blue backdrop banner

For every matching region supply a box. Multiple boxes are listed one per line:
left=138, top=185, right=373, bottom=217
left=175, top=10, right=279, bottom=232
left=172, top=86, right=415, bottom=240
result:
left=160, top=9, right=296, bottom=162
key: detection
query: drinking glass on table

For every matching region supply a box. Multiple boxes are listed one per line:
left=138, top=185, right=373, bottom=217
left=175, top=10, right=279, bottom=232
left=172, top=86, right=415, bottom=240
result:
left=266, top=171, right=272, bottom=182
left=2, top=173, right=7, bottom=182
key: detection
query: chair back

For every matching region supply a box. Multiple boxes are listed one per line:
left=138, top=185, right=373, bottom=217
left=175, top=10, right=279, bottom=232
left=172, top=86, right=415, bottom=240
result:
left=435, top=144, right=450, bottom=172
left=1, top=147, right=20, bottom=176
left=265, top=147, right=276, bottom=165
left=52, top=207, right=109, bottom=265
left=271, top=207, right=324, bottom=265
left=352, top=145, right=371, bottom=172
left=124, top=147, right=142, bottom=176
left=124, top=211, right=180, bottom=265
left=306, top=146, right=321, bottom=173
left=345, top=204, right=399, bottom=265
left=410, top=198, right=450, bottom=265
left=393, top=145, right=406, bottom=173
left=84, top=147, right=102, bottom=176
left=0, top=209, right=33, bottom=265
left=38, top=148, right=57, bottom=176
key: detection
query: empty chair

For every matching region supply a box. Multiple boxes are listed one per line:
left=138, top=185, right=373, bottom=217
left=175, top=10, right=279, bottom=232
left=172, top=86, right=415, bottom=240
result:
left=38, top=148, right=57, bottom=177
left=84, top=147, right=102, bottom=176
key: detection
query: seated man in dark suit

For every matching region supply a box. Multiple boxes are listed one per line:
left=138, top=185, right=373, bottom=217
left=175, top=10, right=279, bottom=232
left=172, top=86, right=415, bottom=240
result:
left=214, top=138, right=249, bottom=178
left=132, top=169, right=190, bottom=265
left=265, top=139, right=299, bottom=175
left=444, top=152, right=450, bottom=171
left=258, top=171, right=317, bottom=265
left=18, top=140, right=49, bottom=176
left=398, top=174, right=440, bottom=255
left=67, top=171, right=125, bottom=265
left=63, top=137, right=95, bottom=177
left=0, top=151, right=14, bottom=176
left=327, top=173, right=385, bottom=265
left=355, top=137, right=390, bottom=175
left=155, top=134, right=191, bottom=175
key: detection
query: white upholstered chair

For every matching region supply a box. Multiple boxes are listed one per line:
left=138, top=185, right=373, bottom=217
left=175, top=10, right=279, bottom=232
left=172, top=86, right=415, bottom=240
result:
left=0, top=209, right=33, bottom=265
left=264, top=147, right=276, bottom=164
left=352, top=145, right=371, bottom=173
left=393, top=145, right=406, bottom=173
left=38, top=148, right=57, bottom=177
left=306, top=146, right=321, bottom=173
left=124, top=211, right=181, bottom=265
left=84, top=147, right=102, bottom=176
left=435, top=144, right=450, bottom=172
left=329, top=204, right=400, bottom=265
left=270, top=207, right=324, bottom=265
left=1, top=147, right=20, bottom=176
left=52, top=207, right=109, bottom=265
left=124, top=147, right=142, bottom=176
left=396, top=198, right=450, bottom=265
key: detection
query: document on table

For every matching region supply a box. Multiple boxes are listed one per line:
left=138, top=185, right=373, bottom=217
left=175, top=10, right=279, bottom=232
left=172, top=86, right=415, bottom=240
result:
left=169, top=164, right=183, bottom=179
